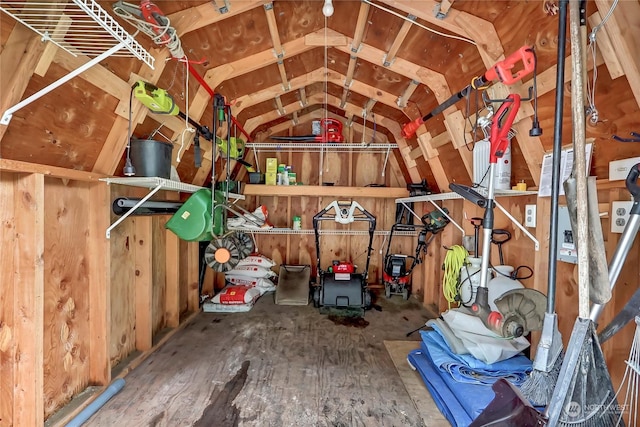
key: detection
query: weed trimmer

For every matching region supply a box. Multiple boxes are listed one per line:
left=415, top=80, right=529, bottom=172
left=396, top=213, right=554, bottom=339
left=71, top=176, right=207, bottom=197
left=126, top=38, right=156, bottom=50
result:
left=519, top=0, right=569, bottom=407
left=545, top=2, right=622, bottom=424
left=451, top=93, right=545, bottom=339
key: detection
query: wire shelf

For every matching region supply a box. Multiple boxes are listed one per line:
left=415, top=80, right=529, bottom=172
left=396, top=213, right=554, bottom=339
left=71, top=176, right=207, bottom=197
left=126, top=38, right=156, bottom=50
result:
left=229, top=227, right=416, bottom=237
left=100, top=177, right=204, bottom=194
left=0, top=0, right=154, bottom=67
left=395, top=189, right=538, bottom=204
left=245, top=143, right=399, bottom=153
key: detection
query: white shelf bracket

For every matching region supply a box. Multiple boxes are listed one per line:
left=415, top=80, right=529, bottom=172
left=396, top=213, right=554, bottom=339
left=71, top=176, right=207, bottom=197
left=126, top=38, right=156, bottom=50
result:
left=494, top=200, right=539, bottom=250
left=105, top=182, right=164, bottom=239
left=2, top=42, right=123, bottom=125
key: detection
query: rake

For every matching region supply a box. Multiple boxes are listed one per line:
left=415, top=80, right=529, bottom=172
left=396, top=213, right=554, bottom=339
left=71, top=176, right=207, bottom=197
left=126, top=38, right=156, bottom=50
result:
left=544, top=2, right=622, bottom=426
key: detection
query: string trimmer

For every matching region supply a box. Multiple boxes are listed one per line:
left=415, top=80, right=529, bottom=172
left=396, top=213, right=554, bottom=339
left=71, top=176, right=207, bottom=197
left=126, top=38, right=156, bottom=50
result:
left=133, top=81, right=254, bottom=170
left=401, top=45, right=539, bottom=139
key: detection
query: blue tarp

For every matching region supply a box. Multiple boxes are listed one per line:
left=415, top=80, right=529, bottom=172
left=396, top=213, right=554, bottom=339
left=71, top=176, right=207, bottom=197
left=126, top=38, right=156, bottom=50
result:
left=421, top=328, right=532, bottom=385
left=407, top=330, right=535, bottom=427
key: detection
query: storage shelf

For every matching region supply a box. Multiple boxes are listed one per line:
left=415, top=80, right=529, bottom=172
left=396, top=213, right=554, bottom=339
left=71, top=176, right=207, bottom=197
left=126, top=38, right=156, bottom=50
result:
left=244, top=184, right=408, bottom=199
left=101, top=177, right=203, bottom=193
left=396, top=189, right=540, bottom=250
left=246, top=143, right=398, bottom=153
left=230, top=227, right=417, bottom=237
left=395, top=189, right=538, bottom=204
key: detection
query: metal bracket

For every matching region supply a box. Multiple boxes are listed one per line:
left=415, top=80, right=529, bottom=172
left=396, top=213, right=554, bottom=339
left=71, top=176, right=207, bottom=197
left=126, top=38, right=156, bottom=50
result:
left=211, top=0, right=230, bottom=14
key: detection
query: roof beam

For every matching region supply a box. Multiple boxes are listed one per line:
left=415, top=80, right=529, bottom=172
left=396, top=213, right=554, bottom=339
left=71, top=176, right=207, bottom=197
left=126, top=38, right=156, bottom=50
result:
left=263, top=3, right=290, bottom=90
left=377, top=0, right=503, bottom=60
left=233, top=67, right=415, bottom=119
left=298, top=87, right=308, bottom=107
left=170, top=0, right=269, bottom=36
left=594, top=0, right=640, bottom=108
left=383, top=14, right=415, bottom=67
left=351, top=1, right=371, bottom=52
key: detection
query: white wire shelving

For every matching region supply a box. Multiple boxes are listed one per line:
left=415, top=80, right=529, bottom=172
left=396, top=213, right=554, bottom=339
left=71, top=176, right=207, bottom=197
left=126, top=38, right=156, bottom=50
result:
left=0, top=0, right=154, bottom=124
left=229, top=227, right=416, bottom=236
left=396, top=189, right=540, bottom=250
left=245, top=143, right=399, bottom=153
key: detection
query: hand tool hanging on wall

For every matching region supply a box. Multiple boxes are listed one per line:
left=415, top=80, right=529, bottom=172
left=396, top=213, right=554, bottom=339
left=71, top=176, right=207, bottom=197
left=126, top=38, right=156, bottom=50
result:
left=133, top=81, right=253, bottom=169
left=269, top=118, right=345, bottom=143
left=113, top=0, right=251, bottom=142
left=401, top=46, right=538, bottom=138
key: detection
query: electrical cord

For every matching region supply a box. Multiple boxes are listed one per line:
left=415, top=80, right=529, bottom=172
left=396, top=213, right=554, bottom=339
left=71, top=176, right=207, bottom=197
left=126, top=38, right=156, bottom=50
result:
left=442, top=245, right=469, bottom=309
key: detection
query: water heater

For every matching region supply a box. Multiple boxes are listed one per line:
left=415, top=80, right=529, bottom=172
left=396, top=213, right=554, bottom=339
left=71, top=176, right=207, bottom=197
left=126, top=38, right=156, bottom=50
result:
left=473, top=139, right=511, bottom=190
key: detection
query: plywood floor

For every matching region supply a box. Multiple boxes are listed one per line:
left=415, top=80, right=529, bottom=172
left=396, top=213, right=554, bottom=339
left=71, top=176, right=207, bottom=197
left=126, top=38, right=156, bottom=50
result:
left=87, top=294, right=448, bottom=427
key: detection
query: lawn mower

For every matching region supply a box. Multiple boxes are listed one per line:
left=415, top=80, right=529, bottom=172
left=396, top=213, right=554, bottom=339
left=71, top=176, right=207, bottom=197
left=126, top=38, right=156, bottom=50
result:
left=312, top=200, right=376, bottom=316
left=383, top=208, right=450, bottom=300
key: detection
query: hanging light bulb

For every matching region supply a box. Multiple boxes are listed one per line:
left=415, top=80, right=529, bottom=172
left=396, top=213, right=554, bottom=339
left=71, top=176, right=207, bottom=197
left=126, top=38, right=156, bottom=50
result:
left=322, top=0, right=334, bottom=17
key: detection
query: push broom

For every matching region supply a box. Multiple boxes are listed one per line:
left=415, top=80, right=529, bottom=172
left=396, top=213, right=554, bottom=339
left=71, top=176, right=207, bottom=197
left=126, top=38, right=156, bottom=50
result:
left=545, top=1, right=621, bottom=425
left=519, top=0, right=569, bottom=406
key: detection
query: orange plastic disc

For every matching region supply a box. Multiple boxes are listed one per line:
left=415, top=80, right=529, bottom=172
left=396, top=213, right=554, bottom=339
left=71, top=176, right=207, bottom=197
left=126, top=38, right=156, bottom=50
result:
left=214, top=248, right=231, bottom=263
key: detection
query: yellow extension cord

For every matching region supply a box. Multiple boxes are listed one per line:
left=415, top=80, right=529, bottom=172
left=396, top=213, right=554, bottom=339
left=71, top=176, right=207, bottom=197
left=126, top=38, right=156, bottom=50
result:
left=442, top=245, right=469, bottom=309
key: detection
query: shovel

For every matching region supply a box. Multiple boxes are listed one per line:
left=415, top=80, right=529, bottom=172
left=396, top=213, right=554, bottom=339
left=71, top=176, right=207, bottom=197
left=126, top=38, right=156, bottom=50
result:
left=564, top=174, right=611, bottom=304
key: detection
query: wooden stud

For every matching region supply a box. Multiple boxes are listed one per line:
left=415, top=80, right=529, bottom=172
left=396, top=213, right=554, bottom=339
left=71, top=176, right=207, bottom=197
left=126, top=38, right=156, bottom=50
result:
left=186, top=242, right=200, bottom=313
left=383, top=16, right=415, bottom=67
left=12, top=172, right=45, bottom=427
left=165, top=193, right=181, bottom=328
left=88, top=181, right=111, bottom=385
left=134, top=217, right=153, bottom=351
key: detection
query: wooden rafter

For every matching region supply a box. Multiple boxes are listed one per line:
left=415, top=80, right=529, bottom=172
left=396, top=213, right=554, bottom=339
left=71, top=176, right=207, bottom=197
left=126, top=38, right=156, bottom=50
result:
left=233, top=67, right=416, bottom=118
left=351, top=1, right=371, bottom=52
left=594, top=0, right=640, bottom=108
left=263, top=3, right=289, bottom=90
left=397, top=80, right=419, bottom=108
left=383, top=14, right=415, bottom=67
left=378, top=0, right=503, bottom=60
left=170, top=0, right=269, bottom=36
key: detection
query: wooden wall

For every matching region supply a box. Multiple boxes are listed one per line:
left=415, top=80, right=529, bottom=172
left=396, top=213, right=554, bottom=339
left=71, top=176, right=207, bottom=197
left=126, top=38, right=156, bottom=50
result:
left=0, top=162, right=201, bottom=425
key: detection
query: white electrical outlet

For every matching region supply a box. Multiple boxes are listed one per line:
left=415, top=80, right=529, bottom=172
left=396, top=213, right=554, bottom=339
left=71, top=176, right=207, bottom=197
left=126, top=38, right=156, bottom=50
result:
left=525, top=204, right=537, bottom=227
left=611, top=201, right=634, bottom=233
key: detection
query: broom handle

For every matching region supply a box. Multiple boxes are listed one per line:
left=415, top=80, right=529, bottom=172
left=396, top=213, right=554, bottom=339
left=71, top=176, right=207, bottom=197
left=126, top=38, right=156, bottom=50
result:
left=570, top=0, right=590, bottom=320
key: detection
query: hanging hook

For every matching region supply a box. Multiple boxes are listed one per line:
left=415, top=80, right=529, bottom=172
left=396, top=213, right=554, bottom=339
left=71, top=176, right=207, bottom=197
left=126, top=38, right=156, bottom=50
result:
left=612, top=132, right=640, bottom=143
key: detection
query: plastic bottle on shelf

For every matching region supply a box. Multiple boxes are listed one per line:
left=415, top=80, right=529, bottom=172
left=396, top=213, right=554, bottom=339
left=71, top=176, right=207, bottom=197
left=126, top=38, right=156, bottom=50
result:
left=292, top=216, right=301, bottom=230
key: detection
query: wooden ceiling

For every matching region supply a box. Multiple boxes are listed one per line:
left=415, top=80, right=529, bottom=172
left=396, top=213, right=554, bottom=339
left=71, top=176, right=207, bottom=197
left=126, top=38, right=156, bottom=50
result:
left=1, top=0, right=639, bottom=191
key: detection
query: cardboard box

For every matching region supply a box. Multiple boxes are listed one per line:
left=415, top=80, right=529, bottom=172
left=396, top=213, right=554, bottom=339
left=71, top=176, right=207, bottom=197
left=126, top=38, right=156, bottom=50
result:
left=266, top=158, right=278, bottom=172
left=265, top=171, right=277, bottom=185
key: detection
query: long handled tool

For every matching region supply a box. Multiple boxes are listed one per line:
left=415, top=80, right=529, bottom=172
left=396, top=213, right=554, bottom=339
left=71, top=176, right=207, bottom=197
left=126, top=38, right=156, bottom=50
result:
left=597, top=163, right=640, bottom=343
left=545, top=3, right=621, bottom=425
left=520, top=0, right=569, bottom=407
left=401, top=46, right=536, bottom=138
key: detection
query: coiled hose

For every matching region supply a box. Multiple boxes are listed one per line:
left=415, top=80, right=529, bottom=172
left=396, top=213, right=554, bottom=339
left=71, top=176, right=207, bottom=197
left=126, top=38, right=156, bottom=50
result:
left=442, top=245, right=469, bottom=309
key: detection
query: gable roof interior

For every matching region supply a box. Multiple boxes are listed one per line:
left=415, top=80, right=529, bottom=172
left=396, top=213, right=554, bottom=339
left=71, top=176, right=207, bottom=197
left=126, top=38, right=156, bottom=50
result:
left=1, top=0, right=640, bottom=192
